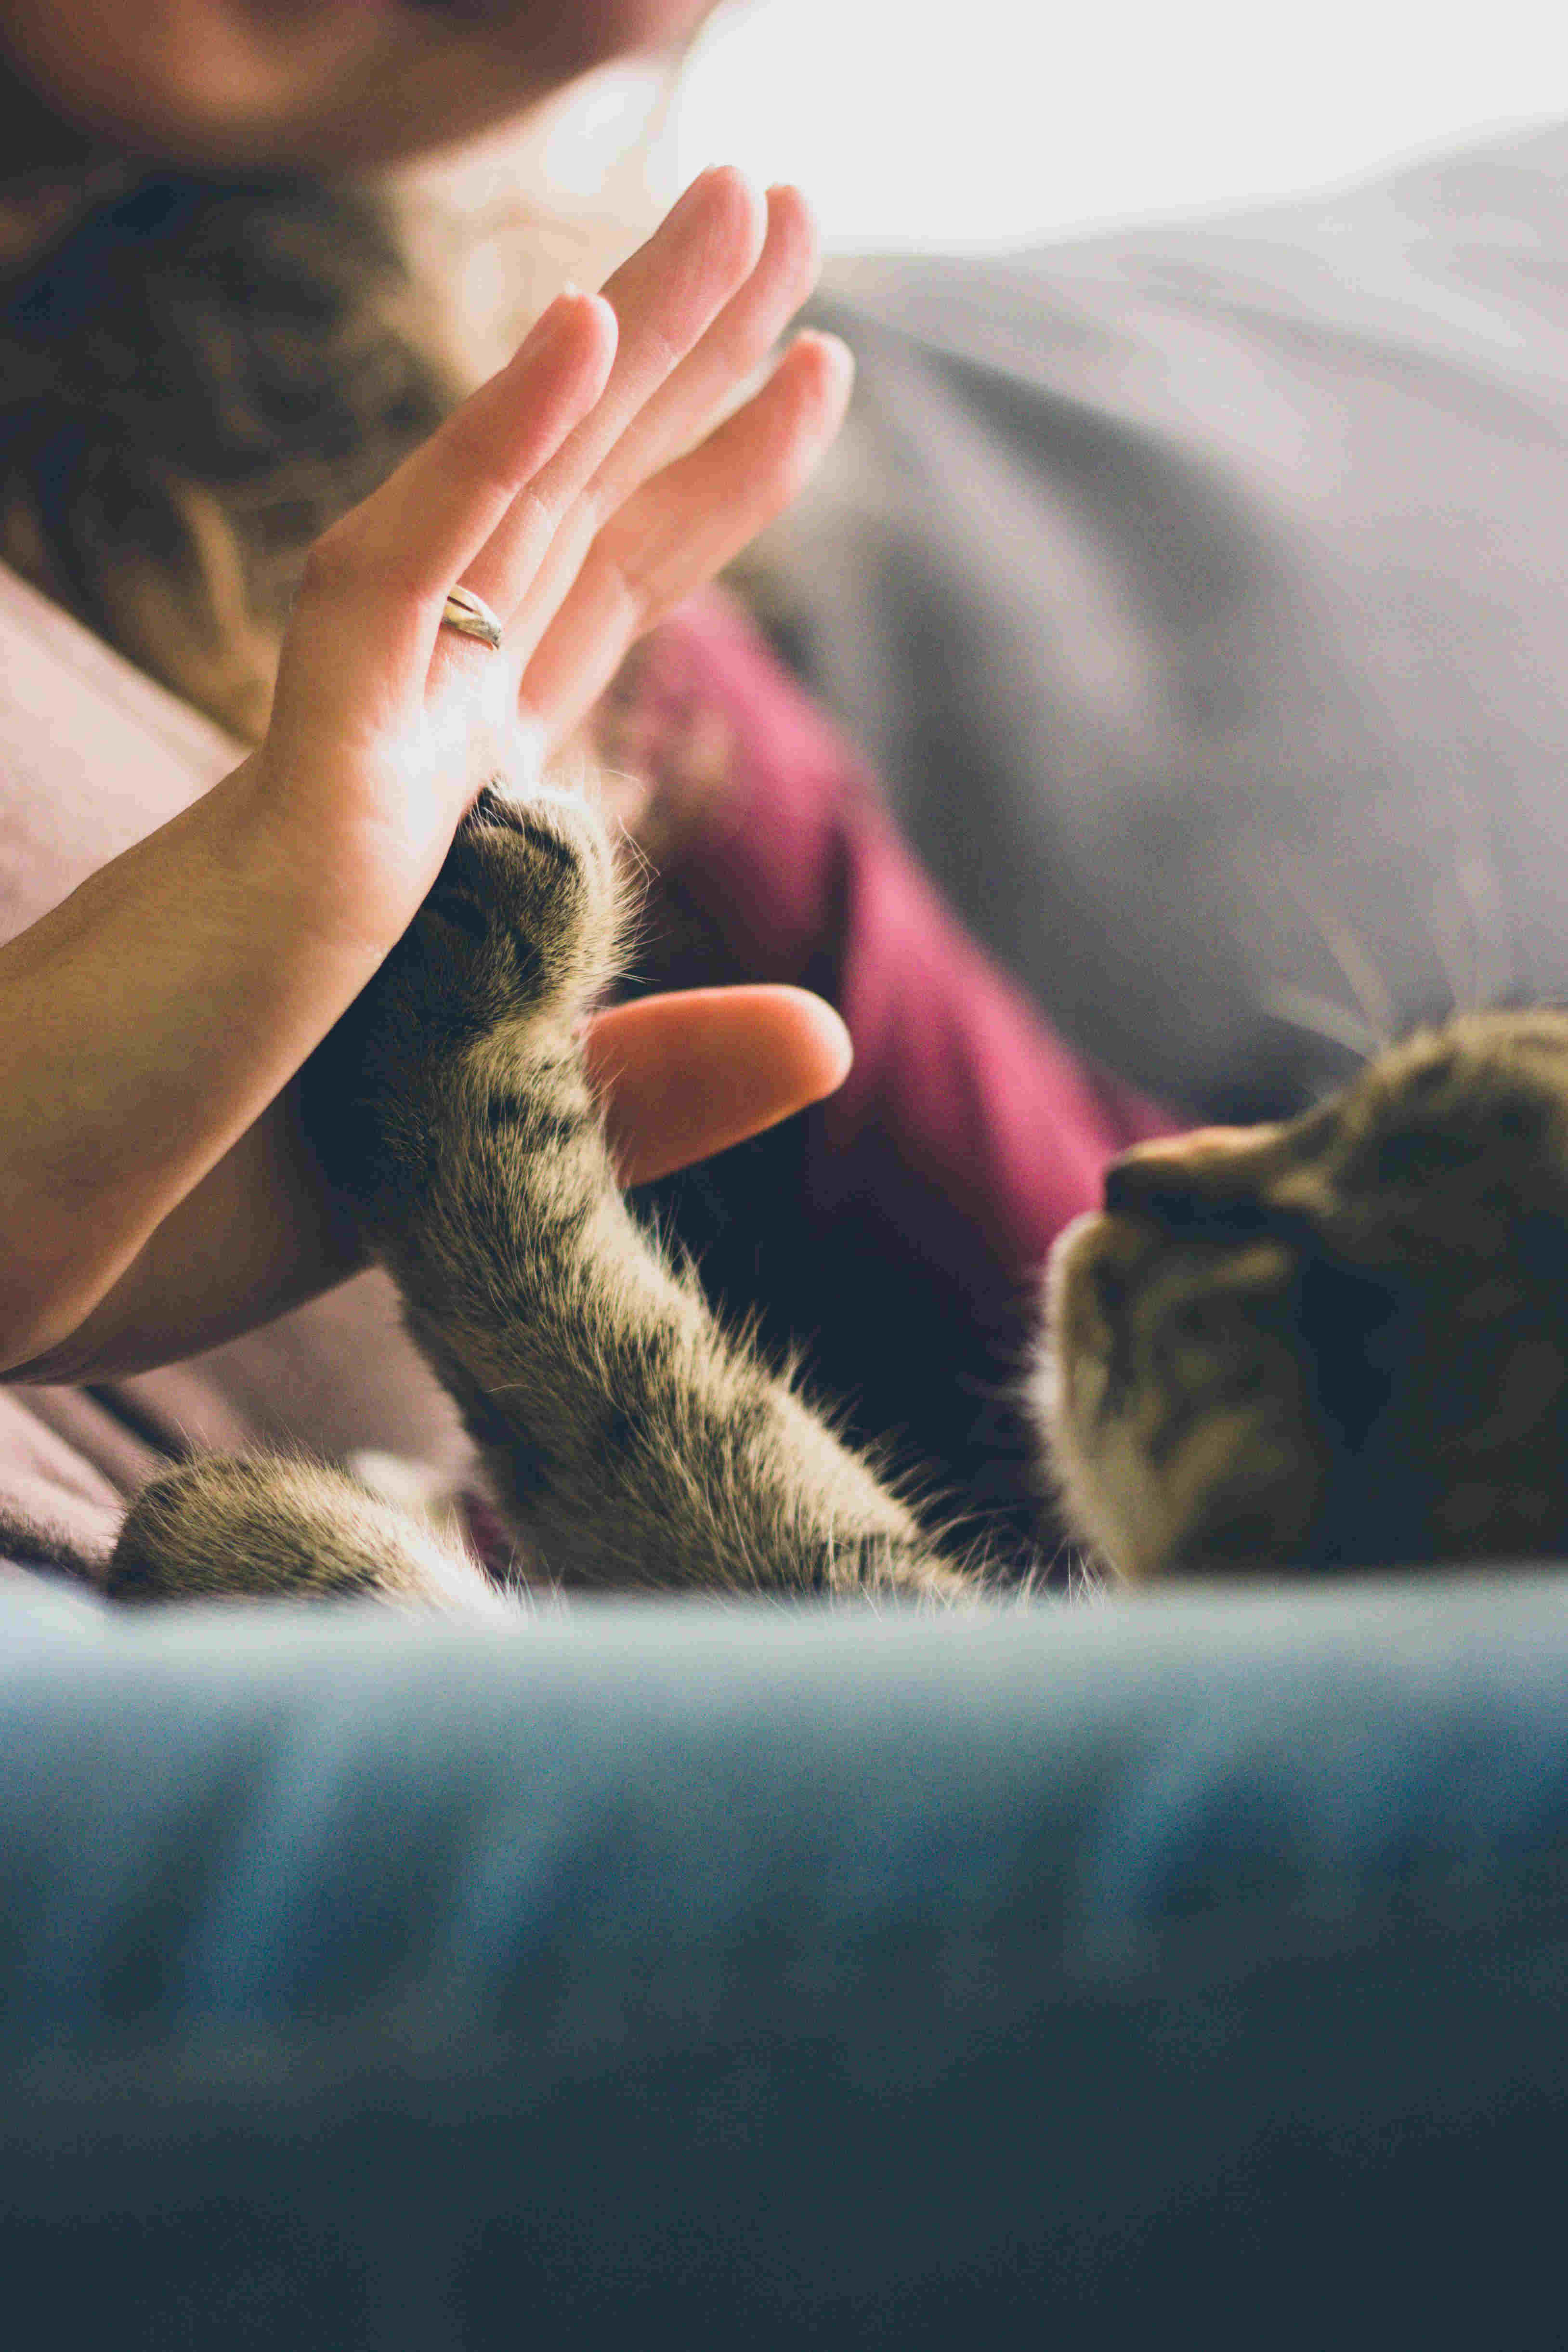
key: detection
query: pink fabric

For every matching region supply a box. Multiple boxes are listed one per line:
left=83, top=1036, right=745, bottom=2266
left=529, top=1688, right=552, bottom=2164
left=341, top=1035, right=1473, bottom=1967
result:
left=633, top=588, right=1175, bottom=1282
left=622, top=591, right=1178, bottom=1548
left=0, top=565, right=477, bottom=1576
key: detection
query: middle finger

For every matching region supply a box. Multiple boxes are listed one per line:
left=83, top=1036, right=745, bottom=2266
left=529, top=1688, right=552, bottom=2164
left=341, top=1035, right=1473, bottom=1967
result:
left=455, top=168, right=767, bottom=635
left=498, top=182, right=822, bottom=662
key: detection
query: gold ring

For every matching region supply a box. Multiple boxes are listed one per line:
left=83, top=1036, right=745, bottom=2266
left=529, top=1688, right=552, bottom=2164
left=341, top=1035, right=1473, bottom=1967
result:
left=440, top=585, right=504, bottom=651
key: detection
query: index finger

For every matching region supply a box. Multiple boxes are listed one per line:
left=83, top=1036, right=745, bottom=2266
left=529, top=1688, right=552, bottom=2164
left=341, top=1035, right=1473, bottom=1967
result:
left=272, top=289, right=618, bottom=739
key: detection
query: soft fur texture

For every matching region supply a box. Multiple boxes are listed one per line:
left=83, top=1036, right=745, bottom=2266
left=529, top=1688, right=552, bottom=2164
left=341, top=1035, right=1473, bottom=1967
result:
left=109, top=781, right=1568, bottom=1607
left=1, top=168, right=452, bottom=742
left=11, top=170, right=1566, bottom=1603
left=1039, top=1014, right=1568, bottom=1580
left=110, top=781, right=965, bottom=1608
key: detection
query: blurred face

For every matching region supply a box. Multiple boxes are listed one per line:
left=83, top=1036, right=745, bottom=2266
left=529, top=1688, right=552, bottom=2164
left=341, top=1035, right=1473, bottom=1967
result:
left=0, top=0, right=717, bottom=170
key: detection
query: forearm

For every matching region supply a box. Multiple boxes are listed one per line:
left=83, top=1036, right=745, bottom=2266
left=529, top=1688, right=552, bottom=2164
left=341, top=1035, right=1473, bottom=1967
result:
left=0, top=757, right=390, bottom=1372
left=3, top=983, right=854, bottom=1385
left=4, top=1082, right=365, bottom=1384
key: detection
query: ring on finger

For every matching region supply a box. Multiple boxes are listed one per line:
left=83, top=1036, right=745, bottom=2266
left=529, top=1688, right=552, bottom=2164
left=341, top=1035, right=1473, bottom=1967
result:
left=441, top=585, right=505, bottom=652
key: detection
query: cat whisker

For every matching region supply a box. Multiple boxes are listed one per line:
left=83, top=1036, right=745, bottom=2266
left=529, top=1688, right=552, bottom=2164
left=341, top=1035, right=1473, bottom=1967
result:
left=1275, top=861, right=1397, bottom=1050
left=1264, top=983, right=1379, bottom=1061
left=610, top=814, right=657, bottom=892
left=1432, top=770, right=1515, bottom=1015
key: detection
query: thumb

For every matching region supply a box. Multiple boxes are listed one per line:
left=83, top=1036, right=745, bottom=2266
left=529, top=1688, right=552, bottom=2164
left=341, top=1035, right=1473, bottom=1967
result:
left=584, top=985, right=853, bottom=1189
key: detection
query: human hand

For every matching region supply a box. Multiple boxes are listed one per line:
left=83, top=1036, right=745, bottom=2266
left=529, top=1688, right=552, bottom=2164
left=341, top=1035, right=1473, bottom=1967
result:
left=0, top=170, right=855, bottom=1376
left=254, top=165, right=851, bottom=934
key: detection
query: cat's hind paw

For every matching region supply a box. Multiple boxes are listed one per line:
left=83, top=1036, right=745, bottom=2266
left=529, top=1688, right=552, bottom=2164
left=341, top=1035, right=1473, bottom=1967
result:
left=106, top=1454, right=518, bottom=1616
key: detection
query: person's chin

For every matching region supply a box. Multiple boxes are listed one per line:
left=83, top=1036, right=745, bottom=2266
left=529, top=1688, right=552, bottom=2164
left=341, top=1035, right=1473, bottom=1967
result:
left=0, top=0, right=718, bottom=173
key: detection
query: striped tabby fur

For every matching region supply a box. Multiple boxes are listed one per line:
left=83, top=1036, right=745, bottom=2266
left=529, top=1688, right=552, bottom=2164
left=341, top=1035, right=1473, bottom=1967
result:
left=1040, top=1013, right=1568, bottom=1579
left=108, top=781, right=965, bottom=1608
left=110, top=780, right=1568, bottom=1605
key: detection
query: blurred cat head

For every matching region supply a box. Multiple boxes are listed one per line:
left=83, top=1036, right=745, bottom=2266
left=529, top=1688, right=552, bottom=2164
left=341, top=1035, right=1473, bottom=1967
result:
left=1036, top=1010, right=1568, bottom=1580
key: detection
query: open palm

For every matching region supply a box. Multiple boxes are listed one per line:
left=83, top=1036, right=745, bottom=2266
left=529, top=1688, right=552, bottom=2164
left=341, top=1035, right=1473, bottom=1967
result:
left=0, top=170, right=857, bottom=1379
left=261, top=167, right=850, bottom=933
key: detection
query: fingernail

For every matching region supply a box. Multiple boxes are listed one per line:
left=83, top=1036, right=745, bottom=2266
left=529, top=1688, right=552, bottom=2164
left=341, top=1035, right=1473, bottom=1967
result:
left=515, top=306, right=562, bottom=366
left=810, top=331, right=857, bottom=394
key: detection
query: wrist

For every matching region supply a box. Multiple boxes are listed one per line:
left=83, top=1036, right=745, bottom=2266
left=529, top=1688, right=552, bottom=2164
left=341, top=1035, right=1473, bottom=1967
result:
left=0, top=750, right=419, bottom=1369
left=230, top=741, right=466, bottom=975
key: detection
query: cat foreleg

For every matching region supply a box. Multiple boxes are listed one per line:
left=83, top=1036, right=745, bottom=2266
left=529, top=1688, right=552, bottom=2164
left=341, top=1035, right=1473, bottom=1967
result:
left=305, top=784, right=969, bottom=1603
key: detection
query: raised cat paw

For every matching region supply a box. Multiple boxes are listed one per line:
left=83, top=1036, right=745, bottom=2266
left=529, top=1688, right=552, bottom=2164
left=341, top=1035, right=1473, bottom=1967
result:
left=302, top=777, right=621, bottom=1208
left=408, top=779, right=620, bottom=1039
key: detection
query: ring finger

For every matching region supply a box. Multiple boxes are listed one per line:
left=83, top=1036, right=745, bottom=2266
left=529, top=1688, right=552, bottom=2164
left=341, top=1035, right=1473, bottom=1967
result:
left=463, top=181, right=821, bottom=661
left=433, top=167, right=775, bottom=696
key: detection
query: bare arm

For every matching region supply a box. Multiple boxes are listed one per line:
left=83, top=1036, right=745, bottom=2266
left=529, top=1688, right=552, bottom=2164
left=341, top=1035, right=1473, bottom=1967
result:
left=0, top=173, right=853, bottom=1379
left=12, top=983, right=851, bottom=1383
